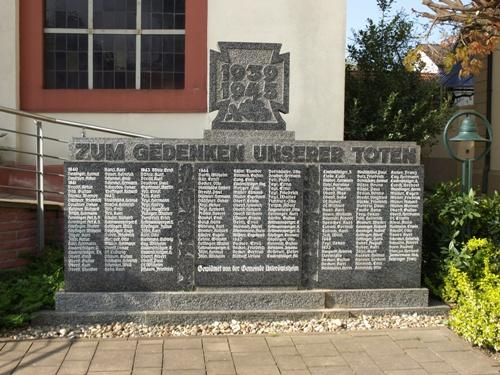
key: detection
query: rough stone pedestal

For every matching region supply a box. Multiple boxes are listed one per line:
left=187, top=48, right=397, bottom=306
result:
left=33, top=288, right=449, bottom=325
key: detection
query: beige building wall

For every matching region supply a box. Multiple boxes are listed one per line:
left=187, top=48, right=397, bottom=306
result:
left=0, top=0, right=19, bottom=162
left=0, top=1, right=347, bottom=164
left=208, top=0, right=346, bottom=142
left=487, top=49, right=500, bottom=192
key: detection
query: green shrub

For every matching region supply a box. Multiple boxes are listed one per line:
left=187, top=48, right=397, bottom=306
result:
left=478, top=191, right=500, bottom=243
left=423, top=183, right=500, bottom=292
left=442, top=256, right=499, bottom=350
left=453, top=237, right=499, bottom=279
left=0, top=246, right=64, bottom=328
left=442, top=238, right=499, bottom=300
left=423, top=185, right=499, bottom=351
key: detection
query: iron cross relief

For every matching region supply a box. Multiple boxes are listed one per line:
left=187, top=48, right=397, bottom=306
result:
left=210, top=42, right=290, bottom=130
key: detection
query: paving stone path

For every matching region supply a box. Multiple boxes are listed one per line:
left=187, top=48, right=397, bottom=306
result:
left=0, top=327, right=498, bottom=374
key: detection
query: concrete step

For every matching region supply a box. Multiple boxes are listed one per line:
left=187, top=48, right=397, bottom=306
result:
left=55, top=288, right=429, bottom=312
left=33, top=301, right=449, bottom=325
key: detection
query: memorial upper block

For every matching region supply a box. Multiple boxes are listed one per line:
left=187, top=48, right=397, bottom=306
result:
left=65, top=137, right=424, bottom=292
left=210, top=42, right=290, bottom=130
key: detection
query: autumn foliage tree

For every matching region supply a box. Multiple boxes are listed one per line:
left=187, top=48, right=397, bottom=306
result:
left=415, top=0, right=500, bottom=77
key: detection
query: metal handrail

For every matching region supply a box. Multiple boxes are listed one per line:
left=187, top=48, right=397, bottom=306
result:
left=0, top=126, right=69, bottom=143
left=0, top=165, right=64, bottom=178
left=0, top=146, right=68, bottom=161
left=0, top=105, right=153, bottom=139
left=0, top=185, right=64, bottom=196
left=0, top=105, right=155, bottom=252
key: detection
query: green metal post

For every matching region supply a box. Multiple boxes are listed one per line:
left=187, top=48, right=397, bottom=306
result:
left=466, top=159, right=473, bottom=193
left=462, top=159, right=473, bottom=194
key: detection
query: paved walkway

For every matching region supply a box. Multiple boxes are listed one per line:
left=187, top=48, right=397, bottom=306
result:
left=0, top=327, right=498, bottom=375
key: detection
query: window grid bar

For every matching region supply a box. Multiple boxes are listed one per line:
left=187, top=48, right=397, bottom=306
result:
left=44, top=28, right=87, bottom=34
left=141, top=30, right=185, bottom=35
left=44, top=29, right=186, bottom=35
left=93, top=29, right=137, bottom=35
left=88, top=0, right=94, bottom=89
left=136, top=0, right=142, bottom=89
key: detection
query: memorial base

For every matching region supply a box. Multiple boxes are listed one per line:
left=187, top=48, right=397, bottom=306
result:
left=33, top=288, right=449, bottom=325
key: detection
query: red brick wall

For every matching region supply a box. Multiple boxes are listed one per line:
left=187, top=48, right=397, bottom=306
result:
left=0, top=204, right=64, bottom=269
left=0, top=163, right=64, bottom=203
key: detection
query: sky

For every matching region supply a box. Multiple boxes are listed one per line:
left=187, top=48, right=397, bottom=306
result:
left=346, top=0, right=448, bottom=45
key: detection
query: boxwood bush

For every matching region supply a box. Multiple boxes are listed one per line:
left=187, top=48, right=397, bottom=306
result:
left=423, top=183, right=500, bottom=351
left=442, top=238, right=499, bottom=350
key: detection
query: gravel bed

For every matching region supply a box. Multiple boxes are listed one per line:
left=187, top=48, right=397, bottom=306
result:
left=1, top=314, right=447, bottom=341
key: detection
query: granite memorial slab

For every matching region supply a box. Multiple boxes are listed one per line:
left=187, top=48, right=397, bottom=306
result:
left=210, top=42, right=290, bottom=130
left=65, top=136, right=424, bottom=292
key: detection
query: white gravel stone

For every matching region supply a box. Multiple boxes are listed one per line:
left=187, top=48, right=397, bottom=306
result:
left=0, top=314, right=449, bottom=341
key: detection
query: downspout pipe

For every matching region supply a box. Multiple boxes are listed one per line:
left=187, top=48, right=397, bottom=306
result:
left=482, top=53, right=493, bottom=194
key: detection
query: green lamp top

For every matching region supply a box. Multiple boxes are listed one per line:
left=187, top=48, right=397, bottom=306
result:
left=443, top=110, right=493, bottom=162
left=449, top=115, right=490, bottom=143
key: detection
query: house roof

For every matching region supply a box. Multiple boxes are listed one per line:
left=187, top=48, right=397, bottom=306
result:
left=418, top=44, right=449, bottom=68
left=439, top=63, right=475, bottom=89
left=418, top=44, right=474, bottom=89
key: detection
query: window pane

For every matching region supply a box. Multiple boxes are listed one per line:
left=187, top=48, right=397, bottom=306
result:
left=45, top=0, right=88, bottom=28
left=94, top=0, right=136, bottom=29
left=142, top=0, right=185, bottom=29
left=93, top=35, right=136, bottom=89
left=44, top=34, right=88, bottom=89
left=141, top=35, right=184, bottom=89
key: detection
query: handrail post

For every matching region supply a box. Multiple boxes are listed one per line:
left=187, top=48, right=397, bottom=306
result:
left=36, top=120, right=45, bottom=252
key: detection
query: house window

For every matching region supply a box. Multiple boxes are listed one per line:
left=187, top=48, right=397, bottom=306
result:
left=20, top=0, right=207, bottom=112
left=44, top=0, right=185, bottom=90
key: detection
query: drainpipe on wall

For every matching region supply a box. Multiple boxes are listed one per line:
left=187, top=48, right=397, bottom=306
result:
left=482, top=53, right=493, bottom=194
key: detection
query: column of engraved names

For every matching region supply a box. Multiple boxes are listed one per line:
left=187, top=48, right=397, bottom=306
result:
left=104, top=167, right=139, bottom=272
left=197, top=168, right=231, bottom=259
left=66, top=166, right=101, bottom=272
left=232, top=169, right=266, bottom=259
left=389, top=170, right=420, bottom=262
left=140, top=167, right=175, bottom=272
left=355, top=169, right=388, bottom=270
left=267, top=169, right=301, bottom=260
left=321, top=169, right=354, bottom=270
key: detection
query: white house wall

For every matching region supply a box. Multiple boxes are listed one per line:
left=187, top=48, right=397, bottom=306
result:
left=417, top=52, right=439, bottom=74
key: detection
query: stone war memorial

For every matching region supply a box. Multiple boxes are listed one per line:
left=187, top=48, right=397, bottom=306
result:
left=37, top=43, right=448, bottom=324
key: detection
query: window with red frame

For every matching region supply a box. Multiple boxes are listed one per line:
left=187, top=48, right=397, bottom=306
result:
left=20, top=0, right=206, bottom=112
left=44, top=0, right=186, bottom=90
